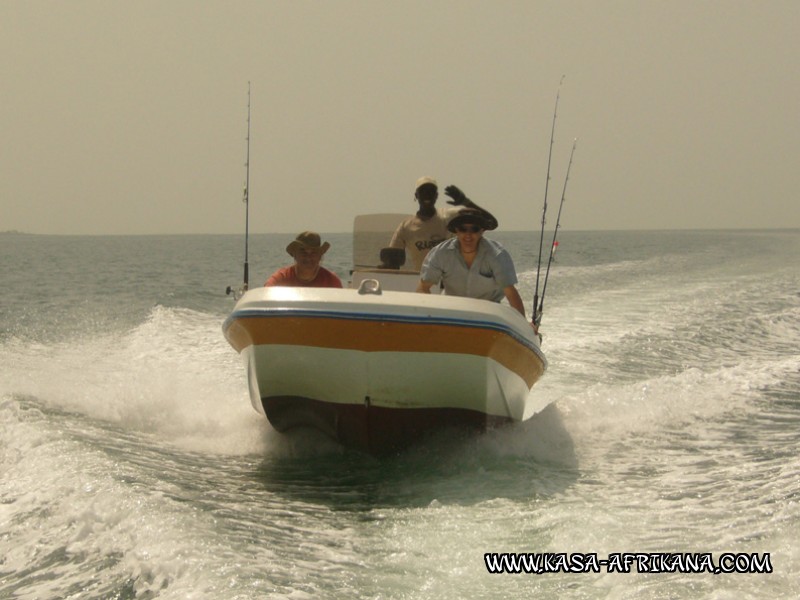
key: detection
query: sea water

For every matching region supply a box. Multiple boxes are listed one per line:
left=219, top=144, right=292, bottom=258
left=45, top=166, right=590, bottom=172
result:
left=1, top=229, right=798, bottom=599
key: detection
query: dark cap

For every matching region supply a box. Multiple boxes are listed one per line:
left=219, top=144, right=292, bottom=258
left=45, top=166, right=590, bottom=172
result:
left=447, top=208, right=494, bottom=233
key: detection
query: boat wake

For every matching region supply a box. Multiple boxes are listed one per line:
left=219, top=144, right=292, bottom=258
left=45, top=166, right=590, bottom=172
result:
left=1, top=305, right=273, bottom=456
left=2, top=304, right=562, bottom=461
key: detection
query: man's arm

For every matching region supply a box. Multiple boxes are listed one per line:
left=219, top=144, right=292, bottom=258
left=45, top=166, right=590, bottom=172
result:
left=443, top=185, right=499, bottom=230
left=504, top=285, right=539, bottom=334
left=503, top=285, right=526, bottom=317
left=417, top=280, right=435, bottom=294
left=388, top=222, right=405, bottom=249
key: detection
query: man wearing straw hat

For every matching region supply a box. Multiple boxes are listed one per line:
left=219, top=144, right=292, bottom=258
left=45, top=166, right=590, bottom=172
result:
left=265, top=231, right=343, bottom=288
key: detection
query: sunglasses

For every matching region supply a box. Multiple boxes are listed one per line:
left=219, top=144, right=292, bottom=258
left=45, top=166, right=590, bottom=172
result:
left=456, top=225, right=482, bottom=234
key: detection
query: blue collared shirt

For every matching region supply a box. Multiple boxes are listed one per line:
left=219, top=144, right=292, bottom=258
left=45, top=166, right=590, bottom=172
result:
left=420, top=237, right=518, bottom=302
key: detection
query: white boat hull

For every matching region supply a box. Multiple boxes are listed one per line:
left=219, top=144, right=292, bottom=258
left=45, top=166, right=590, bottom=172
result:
left=224, top=283, right=547, bottom=454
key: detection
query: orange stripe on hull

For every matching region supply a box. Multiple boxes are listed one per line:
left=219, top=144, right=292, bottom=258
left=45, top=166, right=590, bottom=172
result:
left=226, top=316, right=544, bottom=388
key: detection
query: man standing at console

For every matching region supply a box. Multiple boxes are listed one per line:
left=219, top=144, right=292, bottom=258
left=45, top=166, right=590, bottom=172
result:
left=389, top=177, right=497, bottom=271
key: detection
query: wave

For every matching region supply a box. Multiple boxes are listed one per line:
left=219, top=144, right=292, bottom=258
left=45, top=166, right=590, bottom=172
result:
left=1, top=305, right=273, bottom=456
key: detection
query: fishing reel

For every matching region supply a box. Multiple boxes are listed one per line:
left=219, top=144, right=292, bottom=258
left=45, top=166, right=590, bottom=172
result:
left=226, top=284, right=248, bottom=301
left=227, top=265, right=249, bottom=301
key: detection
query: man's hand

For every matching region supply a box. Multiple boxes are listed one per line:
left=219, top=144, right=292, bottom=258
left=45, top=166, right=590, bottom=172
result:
left=444, top=185, right=498, bottom=230
left=444, top=185, right=471, bottom=206
left=416, top=280, right=434, bottom=294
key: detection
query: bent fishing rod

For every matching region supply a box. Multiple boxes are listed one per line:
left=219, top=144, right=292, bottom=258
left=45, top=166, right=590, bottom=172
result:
left=533, top=77, right=564, bottom=326
left=535, top=138, right=577, bottom=328
left=226, top=82, right=252, bottom=300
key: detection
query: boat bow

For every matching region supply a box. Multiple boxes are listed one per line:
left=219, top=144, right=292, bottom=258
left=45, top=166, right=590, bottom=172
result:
left=223, top=284, right=547, bottom=453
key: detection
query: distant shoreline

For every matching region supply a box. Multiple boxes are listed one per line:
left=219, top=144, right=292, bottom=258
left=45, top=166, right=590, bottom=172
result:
left=2, top=228, right=799, bottom=237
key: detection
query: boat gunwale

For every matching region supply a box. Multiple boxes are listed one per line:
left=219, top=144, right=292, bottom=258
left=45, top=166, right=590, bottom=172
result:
left=223, top=306, right=546, bottom=365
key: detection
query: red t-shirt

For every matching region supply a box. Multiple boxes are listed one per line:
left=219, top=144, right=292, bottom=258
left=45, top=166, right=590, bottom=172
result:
left=264, top=265, right=343, bottom=288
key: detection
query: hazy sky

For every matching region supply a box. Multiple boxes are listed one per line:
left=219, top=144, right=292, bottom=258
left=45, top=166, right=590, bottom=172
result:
left=2, top=0, right=798, bottom=234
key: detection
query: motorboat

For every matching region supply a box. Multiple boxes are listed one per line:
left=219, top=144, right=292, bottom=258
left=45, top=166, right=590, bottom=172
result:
left=223, top=214, right=548, bottom=454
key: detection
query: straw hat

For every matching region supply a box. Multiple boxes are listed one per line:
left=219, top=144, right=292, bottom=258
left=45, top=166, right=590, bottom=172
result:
left=286, top=231, right=330, bottom=256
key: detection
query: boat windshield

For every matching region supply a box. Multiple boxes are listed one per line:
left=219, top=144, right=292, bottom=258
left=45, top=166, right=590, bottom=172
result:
left=352, top=213, right=410, bottom=271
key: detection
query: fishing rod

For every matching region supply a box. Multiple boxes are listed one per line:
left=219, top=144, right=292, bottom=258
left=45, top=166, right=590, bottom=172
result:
left=227, top=82, right=251, bottom=300
left=533, top=77, right=564, bottom=325
left=535, top=138, right=577, bottom=328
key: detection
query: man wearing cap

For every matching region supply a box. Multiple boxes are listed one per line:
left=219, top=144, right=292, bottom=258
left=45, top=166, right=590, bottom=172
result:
left=417, top=208, right=528, bottom=319
left=265, top=231, right=343, bottom=288
left=389, top=177, right=498, bottom=272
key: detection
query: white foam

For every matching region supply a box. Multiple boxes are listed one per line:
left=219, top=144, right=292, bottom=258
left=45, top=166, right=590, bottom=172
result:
left=1, top=306, right=274, bottom=455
